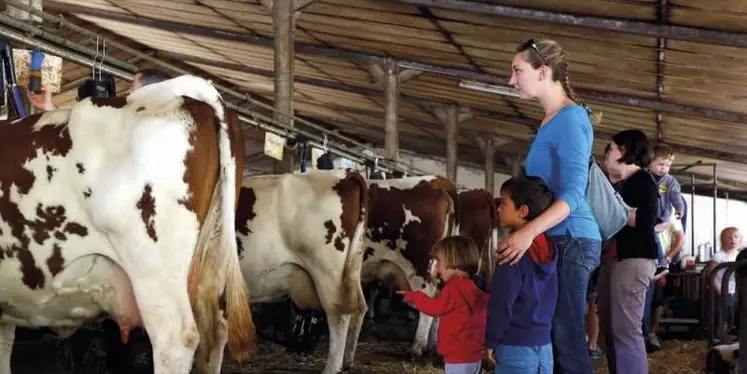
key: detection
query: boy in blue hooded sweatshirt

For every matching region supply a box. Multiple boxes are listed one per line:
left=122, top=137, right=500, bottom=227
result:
left=486, top=176, right=556, bottom=373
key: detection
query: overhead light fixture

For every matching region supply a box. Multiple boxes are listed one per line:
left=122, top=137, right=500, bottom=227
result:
left=458, top=80, right=520, bottom=98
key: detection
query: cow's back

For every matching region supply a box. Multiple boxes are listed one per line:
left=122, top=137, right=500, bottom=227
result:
left=236, top=169, right=368, bottom=312
left=365, top=176, right=456, bottom=282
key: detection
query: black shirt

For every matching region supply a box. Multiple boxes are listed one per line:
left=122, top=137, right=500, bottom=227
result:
left=613, top=169, right=659, bottom=261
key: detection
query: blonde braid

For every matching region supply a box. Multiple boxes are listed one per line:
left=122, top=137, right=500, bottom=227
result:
left=560, top=58, right=603, bottom=125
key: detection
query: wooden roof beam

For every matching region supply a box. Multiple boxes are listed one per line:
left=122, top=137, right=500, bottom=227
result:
left=44, top=1, right=747, bottom=124
left=393, top=0, right=747, bottom=49
left=160, top=51, right=747, bottom=165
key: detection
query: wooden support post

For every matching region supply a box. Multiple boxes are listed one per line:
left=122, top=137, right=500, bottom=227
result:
left=368, top=60, right=421, bottom=163
left=266, top=0, right=296, bottom=174
left=433, top=105, right=473, bottom=183
left=485, top=137, right=495, bottom=195
left=383, top=58, right=399, bottom=161
left=510, top=156, right=524, bottom=177
left=445, top=104, right=458, bottom=182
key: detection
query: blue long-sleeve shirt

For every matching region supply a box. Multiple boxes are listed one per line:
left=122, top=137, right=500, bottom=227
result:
left=525, top=104, right=601, bottom=240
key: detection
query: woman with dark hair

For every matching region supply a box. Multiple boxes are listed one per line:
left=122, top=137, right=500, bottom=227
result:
left=598, top=129, right=659, bottom=374
left=495, top=38, right=602, bottom=373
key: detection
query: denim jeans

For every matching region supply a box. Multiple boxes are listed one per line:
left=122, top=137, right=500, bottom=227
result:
left=547, top=233, right=601, bottom=374
left=494, top=344, right=553, bottom=374
left=653, top=233, right=666, bottom=266
left=642, top=280, right=655, bottom=336
left=642, top=278, right=665, bottom=336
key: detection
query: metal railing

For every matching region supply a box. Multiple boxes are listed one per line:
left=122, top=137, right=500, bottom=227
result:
left=704, top=260, right=747, bottom=346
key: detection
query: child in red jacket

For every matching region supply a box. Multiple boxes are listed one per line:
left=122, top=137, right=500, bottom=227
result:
left=398, top=235, right=489, bottom=374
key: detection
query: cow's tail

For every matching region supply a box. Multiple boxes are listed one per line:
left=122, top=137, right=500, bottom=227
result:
left=188, top=106, right=254, bottom=360
left=339, top=169, right=369, bottom=314
left=448, top=185, right=462, bottom=236
left=217, top=111, right=254, bottom=357
left=431, top=176, right=461, bottom=236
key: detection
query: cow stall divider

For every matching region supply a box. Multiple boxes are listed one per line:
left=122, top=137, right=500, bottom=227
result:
left=703, top=259, right=747, bottom=373
left=704, top=261, right=744, bottom=346
left=0, top=4, right=427, bottom=179
left=670, top=162, right=718, bottom=262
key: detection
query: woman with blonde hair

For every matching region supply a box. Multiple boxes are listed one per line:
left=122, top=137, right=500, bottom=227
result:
left=496, top=38, right=601, bottom=374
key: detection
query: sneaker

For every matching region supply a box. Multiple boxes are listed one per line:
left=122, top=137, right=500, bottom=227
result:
left=653, top=267, right=669, bottom=281
left=646, top=334, right=661, bottom=353
left=588, top=347, right=604, bottom=358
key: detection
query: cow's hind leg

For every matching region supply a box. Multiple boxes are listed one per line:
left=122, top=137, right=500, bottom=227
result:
left=134, top=280, right=199, bottom=374
left=0, top=324, right=14, bottom=374
left=410, top=281, right=438, bottom=358
left=411, top=312, right=434, bottom=357
left=426, top=317, right=439, bottom=355
left=323, top=311, right=351, bottom=374
left=193, top=298, right=228, bottom=374
left=364, top=284, right=378, bottom=321
left=342, top=284, right=367, bottom=371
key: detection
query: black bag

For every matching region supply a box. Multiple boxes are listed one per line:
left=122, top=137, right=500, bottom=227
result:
left=316, top=152, right=334, bottom=170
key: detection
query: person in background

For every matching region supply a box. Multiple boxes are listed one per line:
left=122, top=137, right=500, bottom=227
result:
left=28, top=67, right=172, bottom=111
left=643, top=214, right=685, bottom=352
left=586, top=266, right=603, bottom=358
left=706, top=227, right=743, bottom=333
left=398, top=236, right=489, bottom=374
left=649, top=145, right=685, bottom=280
left=598, top=129, right=659, bottom=374
left=486, top=176, right=556, bottom=373
left=496, top=37, right=602, bottom=374
left=128, top=68, right=171, bottom=93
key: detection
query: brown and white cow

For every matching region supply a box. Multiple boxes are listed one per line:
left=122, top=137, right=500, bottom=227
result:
left=361, top=175, right=460, bottom=356
left=458, top=188, right=500, bottom=290
left=235, top=169, right=369, bottom=374
left=0, top=75, right=254, bottom=374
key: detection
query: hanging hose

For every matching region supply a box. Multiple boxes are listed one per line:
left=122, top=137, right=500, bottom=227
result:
left=298, top=136, right=309, bottom=173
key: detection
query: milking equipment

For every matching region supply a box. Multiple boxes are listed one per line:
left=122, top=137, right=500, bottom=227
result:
left=0, top=37, right=27, bottom=118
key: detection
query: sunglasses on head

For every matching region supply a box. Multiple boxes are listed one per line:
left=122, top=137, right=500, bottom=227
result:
left=520, top=38, right=549, bottom=66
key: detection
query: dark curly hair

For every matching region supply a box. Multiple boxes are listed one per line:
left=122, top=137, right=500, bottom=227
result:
left=499, top=176, right=554, bottom=221
left=611, top=129, right=653, bottom=168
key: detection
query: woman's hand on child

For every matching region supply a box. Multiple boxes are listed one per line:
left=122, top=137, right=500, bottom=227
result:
left=484, top=348, right=497, bottom=367
left=497, top=228, right=534, bottom=265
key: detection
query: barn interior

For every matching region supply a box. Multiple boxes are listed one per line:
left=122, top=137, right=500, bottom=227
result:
left=0, top=0, right=745, bottom=373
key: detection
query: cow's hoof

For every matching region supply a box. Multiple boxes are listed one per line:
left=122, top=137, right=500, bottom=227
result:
left=362, top=319, right=376, bottom=333
left=408, top=348, right=425, bottom=360
left=341, top=362, right=354, bottom=373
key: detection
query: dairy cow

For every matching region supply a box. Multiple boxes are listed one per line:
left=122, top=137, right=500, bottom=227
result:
left=0, top=75, right=254, bottom=374
left=458, top=189, right=500, bottom=290
left=707, top=343, right=739, bottom=374
left=361, top=175, right=460, bottom=356
left=235, top=169, right=369, bottom=374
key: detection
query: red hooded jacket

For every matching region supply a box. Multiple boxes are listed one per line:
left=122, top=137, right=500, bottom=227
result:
left=402, top=275, right=489, bottom=363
